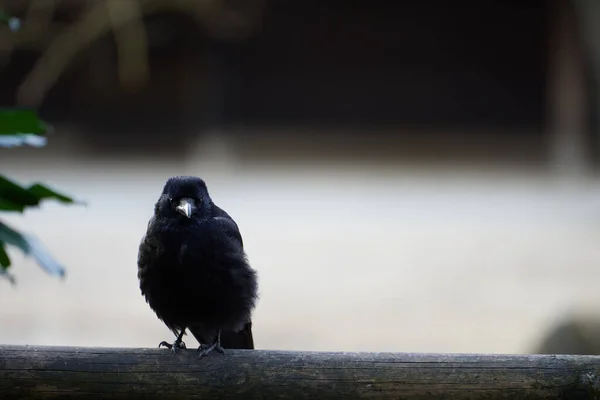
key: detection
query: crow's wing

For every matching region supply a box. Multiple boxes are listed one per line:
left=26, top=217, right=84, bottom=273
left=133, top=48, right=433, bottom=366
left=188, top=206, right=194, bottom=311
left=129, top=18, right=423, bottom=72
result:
left=207, top=205, right=255, bottom=349
left=220, top=322, right=254, bottom=349
left=212, top=204, right=244, bottom=248
left=136, top=217, right=184, bottom=337
left=137, top=217, right=160, bottom=297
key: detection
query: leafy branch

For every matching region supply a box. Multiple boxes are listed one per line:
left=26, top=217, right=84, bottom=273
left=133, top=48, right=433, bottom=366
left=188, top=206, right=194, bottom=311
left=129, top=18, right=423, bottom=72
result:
left=0, top=109, right=83, bottom=284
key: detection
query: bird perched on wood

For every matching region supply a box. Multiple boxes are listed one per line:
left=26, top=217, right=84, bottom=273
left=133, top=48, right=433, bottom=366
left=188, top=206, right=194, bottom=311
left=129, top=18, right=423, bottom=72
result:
left=137, top=176, right=258, bottom=358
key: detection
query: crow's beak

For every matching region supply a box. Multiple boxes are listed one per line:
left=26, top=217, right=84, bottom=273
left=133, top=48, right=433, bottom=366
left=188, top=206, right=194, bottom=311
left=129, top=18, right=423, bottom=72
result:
left=176, top=198, right=192, bottom=218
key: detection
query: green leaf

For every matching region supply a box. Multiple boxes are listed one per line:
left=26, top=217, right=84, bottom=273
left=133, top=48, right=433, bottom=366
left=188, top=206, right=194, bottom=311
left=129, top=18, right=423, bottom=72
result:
left=0, top=221, right=66, bottom=278
left=0, top=242, right=9, bottom=269
left=0, top=10, right=10, bottom=22
left=0, top=176, right=42, bottom=212
left=0, top=10, right=20, bottom=32
left=0, top=198, right=27, bottom=212
left=0, top=241, right=16, bottom=283
left=0, top=221, right=30, bottom=251
left=0, top=269, right=16, bottom=286
left=0, top=108, right=49, bottom=135
left=24, top=235, right=66, bottom=278
left=27, top=183, right=79, bottom=204
left=0, top=133, right=47, bottom=148
left=0, top=175, right=82, bottom=212
left=0, top=108, right=52, bottom=146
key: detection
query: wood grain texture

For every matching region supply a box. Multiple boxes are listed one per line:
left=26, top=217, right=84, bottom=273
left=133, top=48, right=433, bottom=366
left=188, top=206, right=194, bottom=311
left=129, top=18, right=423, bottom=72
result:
left=1, top=345, right=600, bottom=399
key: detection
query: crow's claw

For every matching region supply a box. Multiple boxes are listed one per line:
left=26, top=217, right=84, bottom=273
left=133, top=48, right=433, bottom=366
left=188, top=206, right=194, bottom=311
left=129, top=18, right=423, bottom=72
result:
left=158, top=339, right=187, bottom=354
left=197, top=342, right=225, bottom=358
left=196, top=330, right=225, bottom=358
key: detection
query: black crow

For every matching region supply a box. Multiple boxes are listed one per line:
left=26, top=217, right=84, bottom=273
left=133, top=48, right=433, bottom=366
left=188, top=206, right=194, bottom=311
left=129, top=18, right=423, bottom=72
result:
left=137, top=176, right=258, bottom=357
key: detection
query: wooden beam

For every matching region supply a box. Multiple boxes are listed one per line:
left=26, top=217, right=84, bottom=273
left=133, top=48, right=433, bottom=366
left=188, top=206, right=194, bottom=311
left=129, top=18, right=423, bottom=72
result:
left=1, top=345, right=600, bottom=399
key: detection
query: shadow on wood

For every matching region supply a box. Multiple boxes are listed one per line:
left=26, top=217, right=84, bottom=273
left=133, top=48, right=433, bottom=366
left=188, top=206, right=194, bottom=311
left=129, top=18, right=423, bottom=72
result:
left=1, top=345, right=600, bottom=399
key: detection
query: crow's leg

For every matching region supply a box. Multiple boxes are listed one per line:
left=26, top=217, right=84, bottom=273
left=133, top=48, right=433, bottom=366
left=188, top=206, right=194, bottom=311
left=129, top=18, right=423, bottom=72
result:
left=159, top=329, right=187, bottom=354
left=197, top=330, right=225, bottom=358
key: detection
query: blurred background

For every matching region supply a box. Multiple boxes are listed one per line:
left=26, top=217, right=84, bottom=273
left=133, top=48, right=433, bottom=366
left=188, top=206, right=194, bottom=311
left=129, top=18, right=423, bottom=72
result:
left=2, top=0, right=600, bottom=355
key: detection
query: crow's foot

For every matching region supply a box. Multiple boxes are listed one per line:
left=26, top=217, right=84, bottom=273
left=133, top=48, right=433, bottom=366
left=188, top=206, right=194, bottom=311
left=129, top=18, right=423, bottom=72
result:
left=197, top=341, right=225, bottom=358
left=158, top=339, right=187, bottom=354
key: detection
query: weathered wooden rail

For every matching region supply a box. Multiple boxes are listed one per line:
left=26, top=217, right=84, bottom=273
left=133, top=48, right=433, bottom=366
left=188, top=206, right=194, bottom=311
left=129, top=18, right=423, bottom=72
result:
left=1, top=345, right=600, bottom=399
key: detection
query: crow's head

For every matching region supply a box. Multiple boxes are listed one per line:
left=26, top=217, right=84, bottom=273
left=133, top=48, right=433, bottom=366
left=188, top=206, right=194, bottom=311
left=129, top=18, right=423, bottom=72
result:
left=154, top=176, right=212, bottom=221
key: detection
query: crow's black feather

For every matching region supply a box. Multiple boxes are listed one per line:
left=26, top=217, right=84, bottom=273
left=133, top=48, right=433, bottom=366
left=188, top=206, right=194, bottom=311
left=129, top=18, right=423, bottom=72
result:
left=137, top=176, right=258, bottom=355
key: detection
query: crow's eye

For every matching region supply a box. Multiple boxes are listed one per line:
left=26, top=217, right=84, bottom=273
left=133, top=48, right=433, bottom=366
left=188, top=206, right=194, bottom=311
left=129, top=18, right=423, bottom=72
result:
left=168, top=196, right=175, bottom=204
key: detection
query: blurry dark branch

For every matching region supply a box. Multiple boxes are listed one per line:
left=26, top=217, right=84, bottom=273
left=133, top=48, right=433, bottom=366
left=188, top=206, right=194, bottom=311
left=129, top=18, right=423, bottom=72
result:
left=2, top=0, right=265, bottom=107
left=547, top=0, right=590, bottom=174
left=2, top=345, right=600, bottom=399
left=16, top=0, right=116, bottom=106
left=573, top=0, right=600, bottom=156
left=105, top=0, right=148, bottom=91
left=13, top=0, right=58, bottom=50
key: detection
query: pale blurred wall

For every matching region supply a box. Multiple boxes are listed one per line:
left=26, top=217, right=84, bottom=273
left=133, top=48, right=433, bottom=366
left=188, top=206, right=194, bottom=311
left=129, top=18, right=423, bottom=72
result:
left=3, top=127, right=600, bottom=355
